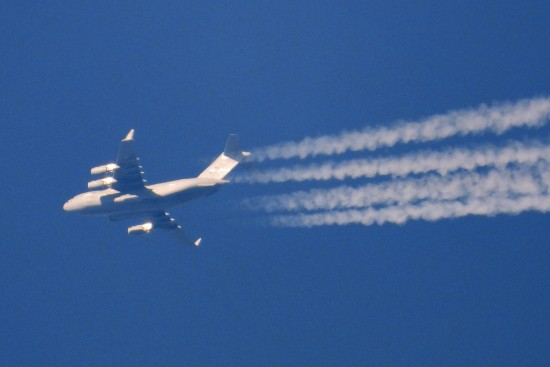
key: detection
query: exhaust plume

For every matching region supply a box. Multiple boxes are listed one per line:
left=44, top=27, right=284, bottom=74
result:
left=247, top=162, right=550, bottom=213
left=252, top=97, right=550, bottom=162
left=237, top=141, right=550, bottom=184
left=270, top=194, right=550, bottom=228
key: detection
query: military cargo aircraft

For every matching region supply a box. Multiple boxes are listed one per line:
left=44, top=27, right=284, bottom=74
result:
left=63, top=129, right=250, bottom=246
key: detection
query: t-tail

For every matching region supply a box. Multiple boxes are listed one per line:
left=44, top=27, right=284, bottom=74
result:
left=197, top=134, right=251, bottom=180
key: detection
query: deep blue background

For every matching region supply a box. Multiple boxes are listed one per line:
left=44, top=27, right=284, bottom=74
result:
left=1, top=1, right=549, bottom=366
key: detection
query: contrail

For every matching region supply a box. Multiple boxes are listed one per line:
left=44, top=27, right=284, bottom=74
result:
left=246, top=162, right=550, bottom=213
left=270, top=194, right=550, bottom=228
left=236, top=141, right=550, bottom=184
left=252, top=96, right=550, bottom=162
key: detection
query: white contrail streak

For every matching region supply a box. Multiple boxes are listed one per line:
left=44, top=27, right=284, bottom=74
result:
left=237, top=141, right=550, bottom=184
left=270, top=194, right=550, bottom=228
left=247, top=162, right=550, bottom=213
left=252, top=97, right=550, bottom=162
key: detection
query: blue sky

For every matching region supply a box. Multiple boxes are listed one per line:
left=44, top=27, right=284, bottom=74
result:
left=1, top=1, right=549, bottom=366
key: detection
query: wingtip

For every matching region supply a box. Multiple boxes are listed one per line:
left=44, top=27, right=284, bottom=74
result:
left=123, top=129, right=135, bottom=141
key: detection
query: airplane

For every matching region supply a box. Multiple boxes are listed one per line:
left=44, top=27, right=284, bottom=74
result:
left=63, top=129, right=250, bottom=246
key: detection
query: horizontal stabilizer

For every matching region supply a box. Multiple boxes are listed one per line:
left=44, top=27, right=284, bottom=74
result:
left=224, top=134, right=249, bottom=160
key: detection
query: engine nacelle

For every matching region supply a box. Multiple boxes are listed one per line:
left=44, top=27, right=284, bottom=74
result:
left=128, top=222, right=153, bottom=236
left=91, top=163, right=119, bottom=175
left=87, top=177, right=117, bottom=190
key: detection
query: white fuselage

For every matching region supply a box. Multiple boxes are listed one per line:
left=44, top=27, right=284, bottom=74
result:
left=63, top=177, right=228, bottom=217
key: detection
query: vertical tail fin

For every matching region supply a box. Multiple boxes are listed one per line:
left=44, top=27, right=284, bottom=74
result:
left=198, top=134, right=251, bottom=180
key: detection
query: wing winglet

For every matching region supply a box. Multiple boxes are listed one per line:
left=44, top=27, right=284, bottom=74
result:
left=171, top=228, right=202, bottom=247
left=149, top=211, right=201, bottom=247
left=123, top=129, right=135, bottom=141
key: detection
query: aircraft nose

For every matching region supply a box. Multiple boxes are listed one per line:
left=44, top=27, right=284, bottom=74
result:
left=63, top=200, right=74, bottom=211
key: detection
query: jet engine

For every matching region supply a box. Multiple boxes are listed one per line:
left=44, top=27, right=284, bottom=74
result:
left=87, top=177, right=117, bottom=190
left=91, top=163, right=119, bottom=175
left=128, top=222, right=153, bottom=235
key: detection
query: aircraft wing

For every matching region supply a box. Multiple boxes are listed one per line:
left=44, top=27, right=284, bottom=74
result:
left=149, top=210, right=202, bottom=246
left=112, top=129, right=146, bottom=192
